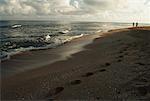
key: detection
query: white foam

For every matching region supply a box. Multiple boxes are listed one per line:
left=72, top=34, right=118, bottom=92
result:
left=62, top=30, right=69, bottom=34
left=12, top=24, right=22, bottom=28
left=97, top=30, right=102, bottom=33
left=45, top=34, right=51, bottom=41
left=1, top=34, right=86, bottom=60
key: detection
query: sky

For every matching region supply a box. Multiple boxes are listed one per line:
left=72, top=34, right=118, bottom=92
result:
left=0, top=0, right=150, bottom=23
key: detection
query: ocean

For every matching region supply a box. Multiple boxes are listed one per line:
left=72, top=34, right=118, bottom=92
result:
left=0, top=20, right=146, bottom=61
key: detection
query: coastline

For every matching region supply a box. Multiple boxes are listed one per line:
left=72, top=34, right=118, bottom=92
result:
left=1, top=30, right=105, bottom=78
left=1, top=26, right=150, bottom=100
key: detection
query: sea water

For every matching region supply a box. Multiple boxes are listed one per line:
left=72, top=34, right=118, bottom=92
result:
left=0, top=21, right=139, bottom=60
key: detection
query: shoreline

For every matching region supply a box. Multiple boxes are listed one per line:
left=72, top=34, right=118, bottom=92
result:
left=1, top=26, right=150, bottom=100
left=0, top=34, right=91, bottom=62
left=1, top=30, right=105, bottom=78
left=2, top=26, right=147, bottom=62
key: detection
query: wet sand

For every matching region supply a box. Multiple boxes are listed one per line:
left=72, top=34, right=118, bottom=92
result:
left=1, top=27, right=150, bottom=100
left=1, top=33, right=102, bottom=77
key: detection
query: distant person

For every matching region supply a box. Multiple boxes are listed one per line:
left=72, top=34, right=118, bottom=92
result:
left=133, top=22, right=135, bottom=27
left=136, top=22, right=138, bottom=27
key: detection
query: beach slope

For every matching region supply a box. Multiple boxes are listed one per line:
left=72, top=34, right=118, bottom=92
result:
left=1, top=27, right=150, bottom=100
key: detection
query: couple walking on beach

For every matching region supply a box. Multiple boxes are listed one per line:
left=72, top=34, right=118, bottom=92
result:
left=133, top=22, right=138, bottom=27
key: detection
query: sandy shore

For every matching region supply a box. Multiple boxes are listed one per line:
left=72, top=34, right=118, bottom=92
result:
left=1, top=27, right=150, bottom=100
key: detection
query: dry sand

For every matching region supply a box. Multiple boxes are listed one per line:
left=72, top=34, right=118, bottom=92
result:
left=1, top=27, right=150, bottom=100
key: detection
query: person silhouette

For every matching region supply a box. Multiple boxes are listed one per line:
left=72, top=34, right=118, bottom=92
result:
left=133, top=22, right=135, bottom=27
left=136, top=22, right=138, bottom=27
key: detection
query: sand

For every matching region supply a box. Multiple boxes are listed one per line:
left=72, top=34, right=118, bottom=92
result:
left=1, top=27, right=150, bottom=100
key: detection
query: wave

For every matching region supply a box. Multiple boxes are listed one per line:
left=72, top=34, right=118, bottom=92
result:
left=0, top=21, right=131, bottom=61
left=0, top=34, right=85, bottom=61
left=59, top=30, right=70, bottom=34
left=12, top=24, right=22, bottom=28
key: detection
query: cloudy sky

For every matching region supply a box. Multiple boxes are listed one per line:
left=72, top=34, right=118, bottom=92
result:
left=0, top=0, right=150, bottom=23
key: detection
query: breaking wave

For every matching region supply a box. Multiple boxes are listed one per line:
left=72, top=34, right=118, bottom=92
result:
left=0, top=33, right=85, bottom=61
left=0, top=21, right=132, bottom=61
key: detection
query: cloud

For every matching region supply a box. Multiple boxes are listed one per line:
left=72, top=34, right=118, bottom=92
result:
left=0, top=0, right=149, bottom=23
left=0, top=0, right=123, bottom=16
left=83, top=0, right=116, bottom=8
left=0, top=0, right=76, bottom=15
left=0, top=0, right=36, bottom=15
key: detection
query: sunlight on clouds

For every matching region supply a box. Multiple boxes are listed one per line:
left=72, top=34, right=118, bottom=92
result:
left=0, top=0, right=149, bottom=23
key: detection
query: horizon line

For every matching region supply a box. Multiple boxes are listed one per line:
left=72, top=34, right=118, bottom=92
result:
left=0, top=19, right=150, bottom=24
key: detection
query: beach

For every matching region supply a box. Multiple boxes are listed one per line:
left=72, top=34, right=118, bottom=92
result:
left=1, top=27, right=150, bottom=100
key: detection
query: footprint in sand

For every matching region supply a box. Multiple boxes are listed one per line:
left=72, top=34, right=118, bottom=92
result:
left=117, top=59, right=122, bottom=62
left=138, top=78, right=148, bottom=83
left=46, top=87, right=64, bottom=99
left=54, top=87, right=64, bottom=95
left=82, top=69, right=106, bottom=78
left=116, top=54, right=125, bottom=62
left=119, top=51, right=124, bottom=54
left=96, top=97, right=100, bottom=100
left=136, top=62, right=146, bottom=66
left=99, top=69, right=106, bottom=72
left=137, top=86, right=149, bottom=96
left=132, top=77, right=150, bottom=96
left=82, top=72, right=94, bottom=77
left=105, top=63, right=111, bottom=66
left=119, top=47, right=128, bottom=54
left=119, top=55, right=124, bottom=58
left=70, top=80, right=81, bottom=85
